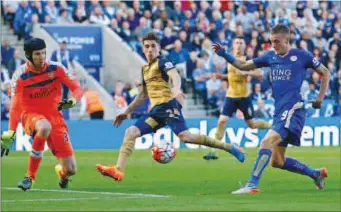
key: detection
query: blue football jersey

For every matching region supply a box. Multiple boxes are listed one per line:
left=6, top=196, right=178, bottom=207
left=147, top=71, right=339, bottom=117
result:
left=253, top=48, right=321, bottom=114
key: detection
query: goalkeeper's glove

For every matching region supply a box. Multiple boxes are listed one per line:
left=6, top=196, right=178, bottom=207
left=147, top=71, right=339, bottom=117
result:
left=1, top=130, right=16, bottom=157
left=57, top=97, right=76, bottom=111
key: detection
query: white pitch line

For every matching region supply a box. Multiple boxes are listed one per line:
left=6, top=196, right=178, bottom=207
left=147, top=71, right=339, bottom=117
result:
left=2, top=197, right=100, bottom=203
left=3, top=187, right=170, bottom=198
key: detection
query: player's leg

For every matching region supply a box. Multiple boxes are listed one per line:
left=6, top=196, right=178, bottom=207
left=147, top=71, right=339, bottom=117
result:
left=55, top=156, right=76, bottom=188
left=204, top=97, right=236, bottom=160
left=231, top=129, right=282, bottom=194
left=48, top=128, right=76, bottom=189
left=271, top=144, right=328, bottom=189
left=18, top=116, right=51, bottom=191
left=239, top=96, right=271, bottom=129
left=96, top=114, right=161, bottom=181
left=203, top=115, right=229, bottom=160
left=178, top=130, right=245, bottom=162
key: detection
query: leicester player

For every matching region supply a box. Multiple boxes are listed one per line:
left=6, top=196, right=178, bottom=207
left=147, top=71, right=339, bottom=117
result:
left=96, top=32, right=245, bottom=182
left=203, top=36, right=271, bottom=160
left=0, top=38, right=83, bottom=191
left=212, top=24, right=330, bottom=194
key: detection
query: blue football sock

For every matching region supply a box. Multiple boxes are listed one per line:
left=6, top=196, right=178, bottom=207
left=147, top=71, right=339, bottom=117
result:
left=247, top=149, right=272, bottom=187
left=281, top=157, right=317, bottom=179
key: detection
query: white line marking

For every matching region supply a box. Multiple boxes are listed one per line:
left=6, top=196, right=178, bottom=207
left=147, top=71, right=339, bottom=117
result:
left=2, top=197, right=100, bottom=203
left=3, top=187, right=170, bottom=198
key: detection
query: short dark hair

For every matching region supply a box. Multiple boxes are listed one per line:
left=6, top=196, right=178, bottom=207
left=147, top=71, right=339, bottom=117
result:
left=271, top=24, right=290, bottom=35
left=234, top=36, right=245, bottom=40
left=142, top=32, right=160, bottom=44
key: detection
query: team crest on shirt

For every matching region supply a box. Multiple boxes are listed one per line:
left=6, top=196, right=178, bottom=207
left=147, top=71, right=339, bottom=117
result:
left=290, top=55, right=297, bottom=61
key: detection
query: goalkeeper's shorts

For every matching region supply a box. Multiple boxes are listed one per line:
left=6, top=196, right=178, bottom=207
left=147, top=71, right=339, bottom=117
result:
left=21, top=112, right=74, bottom=158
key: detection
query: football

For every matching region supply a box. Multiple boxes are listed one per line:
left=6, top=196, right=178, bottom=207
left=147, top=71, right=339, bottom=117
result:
left=151, top=141, right=176, bottom=164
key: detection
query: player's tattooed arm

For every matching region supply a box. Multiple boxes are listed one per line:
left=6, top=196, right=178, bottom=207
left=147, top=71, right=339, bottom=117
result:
left=212, top=43, right=257, bottom=71
left=231, top=59, right=258, bottom=71
left=313, top=64, right=331, bottom=107
left=125, top=84, right=147, bottom=114
left=236, top=69, right=263, bottom=80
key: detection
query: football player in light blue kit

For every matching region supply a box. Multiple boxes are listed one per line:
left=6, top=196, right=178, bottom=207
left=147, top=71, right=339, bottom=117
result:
left=213, top=24, right=330, bottom=194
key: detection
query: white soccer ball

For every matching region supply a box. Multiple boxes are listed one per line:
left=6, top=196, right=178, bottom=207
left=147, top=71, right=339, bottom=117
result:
left=151, top=141, right=176, bottom=164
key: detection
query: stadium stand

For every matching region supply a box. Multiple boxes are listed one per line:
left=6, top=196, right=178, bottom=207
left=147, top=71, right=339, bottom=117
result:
left=1, top=0, right=340, bottom=119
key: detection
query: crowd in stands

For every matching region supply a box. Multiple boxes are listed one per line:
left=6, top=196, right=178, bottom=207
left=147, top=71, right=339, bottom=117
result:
left=1, top=0, right=341, bottom=119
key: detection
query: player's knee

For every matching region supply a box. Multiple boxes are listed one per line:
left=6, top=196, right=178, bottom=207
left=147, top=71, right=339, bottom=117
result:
left=177, top=131, right=190, bottom=142
left=246, top=121, right=256, bottom=129
left=36, top=120, right=52, bottom=138
left=270, top=158, right=284, bottom=168
left=125, top=127, right=139, bottom=140
left=218, top=119, right=227, bottom=126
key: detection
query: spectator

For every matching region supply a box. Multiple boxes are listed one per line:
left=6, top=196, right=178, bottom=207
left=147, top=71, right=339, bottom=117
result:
left=31, top=0, right=46, bottom=23
left=113, top=82, right=128, bottom=114
left=133, top=17, right=149, bottom=38
left=13, top=0, right=29, bottom=41
left=102, top=0, right=116, bottom=20
left=160, top=27, right=176, bottom=50
left=89, top=6, right=110, bottom=25
left=56, top=9, right=74, bottom=24
left=2, top=0, right=19, bottom=29
left=305, top=81, right=319, bottom=101
left=1, top=92, right=10, bottom=120
left=254, top=100, right=270, bottom=118
left=127, top=8, right=140, bottom=31
left=169, top=39, right=189, bottom=65
left=6, top=49, right=25, bottom=78
left=1, top=66, right=11, bottom=92
left=73, top=7, right=89, bottom=24
left=1, top=39, right=15, bottom=67
left=79, top=85, right=105, bottom=120
left=192, top=59, right=210, bottom=101
left=45, top=0, right=58, bottom=23
left=206, top=73, right=221, bottom=107
left=252, top=83, right=266, bottom=101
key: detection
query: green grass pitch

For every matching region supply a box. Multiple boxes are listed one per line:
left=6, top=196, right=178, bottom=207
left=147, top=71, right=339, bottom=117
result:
left=1, top=147, right=340, bottom=211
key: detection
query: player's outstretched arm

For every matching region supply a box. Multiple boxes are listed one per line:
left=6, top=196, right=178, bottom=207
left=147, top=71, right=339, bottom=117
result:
left=212, top=43, right=257, bottom=71
left=236, top=69, right=263, bottom=80
left=167, top=69, right=185, bottom=105
left=311, top=64, right=331, bottom=109
left=114, top=85, right=147, bottom=127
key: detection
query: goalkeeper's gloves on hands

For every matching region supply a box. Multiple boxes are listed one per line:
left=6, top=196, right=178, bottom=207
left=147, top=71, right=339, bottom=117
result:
left=1, top=130, right=16, bottom=157
left=57, top=97, right=76, bottom=111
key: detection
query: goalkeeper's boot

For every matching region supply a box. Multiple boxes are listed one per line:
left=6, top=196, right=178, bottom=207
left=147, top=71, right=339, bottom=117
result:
left=231, top=183, right=260, bottom=195
left=17, top=176, right=34, bottom=191
left=228, top=143, right=246, bottom=163
left=96, top=164, right=124, bottom=182
left=203, top=152, right=219, bottom=160
left=314, top=167, right=328, bottom=190
left=55, top=164, right=69, bottom=189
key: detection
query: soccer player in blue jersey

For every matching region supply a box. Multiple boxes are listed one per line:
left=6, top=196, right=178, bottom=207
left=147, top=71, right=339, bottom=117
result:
left=213, top=24, right=330, bottom=194
left=95, top=32, right=245, bottom=182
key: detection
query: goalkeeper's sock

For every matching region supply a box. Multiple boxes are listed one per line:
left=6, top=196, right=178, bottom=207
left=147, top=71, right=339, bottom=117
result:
left=116, top=136, right=135, bottom=172
left=209, top=123, right=225, bottom=154
left=280, top=157, right=318, bottom=180
left=252, top=120, right=271, bottom=129
left=247, top=149, right=272, bottom=187
left=26, top=135, right=45, bottom=180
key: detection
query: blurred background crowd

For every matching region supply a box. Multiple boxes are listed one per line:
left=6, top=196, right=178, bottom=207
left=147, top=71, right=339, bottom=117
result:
left=1, top=0, right=341, bottom=120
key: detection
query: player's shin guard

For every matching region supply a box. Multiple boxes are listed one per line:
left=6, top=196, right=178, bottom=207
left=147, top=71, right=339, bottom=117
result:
left=27, top=135, right=45, bottom=180
left=280, top=157, right=317, bottom=179
left=247, top=149, right=272, bottom=187
left=253, top=120, right=271, bottom=129
left=116, top=136, right=135, bottom=172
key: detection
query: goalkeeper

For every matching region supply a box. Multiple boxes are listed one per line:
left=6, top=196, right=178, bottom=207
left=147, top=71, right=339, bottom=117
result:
left=1, top=38, right=83, bottom=191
